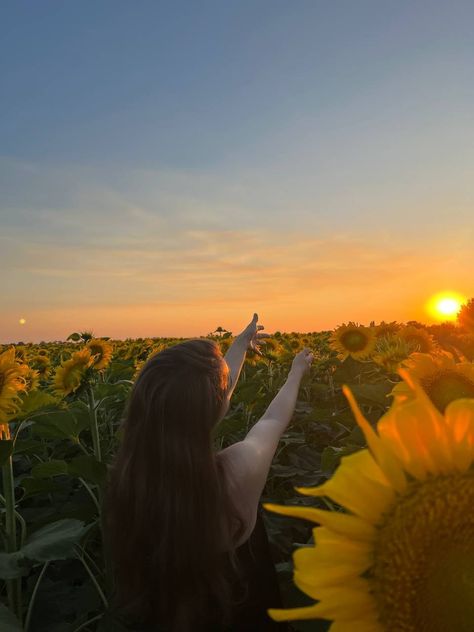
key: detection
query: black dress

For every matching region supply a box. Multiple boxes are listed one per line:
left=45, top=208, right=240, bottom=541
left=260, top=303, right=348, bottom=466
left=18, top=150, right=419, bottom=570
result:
left=223, top=506, right=289, bottom=631
left=103, top=507, right=289, bottom=632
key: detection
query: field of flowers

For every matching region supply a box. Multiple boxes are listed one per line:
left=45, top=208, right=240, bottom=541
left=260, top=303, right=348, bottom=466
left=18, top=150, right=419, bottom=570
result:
left=1, top=300, right=473, bottom=631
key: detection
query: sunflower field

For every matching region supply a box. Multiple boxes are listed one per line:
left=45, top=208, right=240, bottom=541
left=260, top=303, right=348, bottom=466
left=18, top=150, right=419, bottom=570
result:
left=1, top=310, right=474, bottom=631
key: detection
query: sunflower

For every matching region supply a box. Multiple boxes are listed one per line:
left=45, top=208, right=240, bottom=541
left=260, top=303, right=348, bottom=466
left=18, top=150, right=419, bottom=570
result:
left=391, top=351, right=474, bottom=413
left=374, top=321, right=400, bottom=339
left=372, top=336, right=412, bottom=374
left=53, top=348, right=94, bottom=396
left=0, top=348, right=29, bottom=423
left=398, top=325, right=435, bottom=354
left=263, top=369, right=474, bottom=631
left=30, top=354, right=51, bottom=376
left=329, top=323, right=377, bottom=361
left=133, top=345, right=163, bottom=380
left=86, top=339, right=114, bottom=371
left=22, top=366, right=40, bottom=391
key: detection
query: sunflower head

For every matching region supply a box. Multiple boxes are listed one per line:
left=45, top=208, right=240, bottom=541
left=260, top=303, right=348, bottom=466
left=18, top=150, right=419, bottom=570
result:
left=398, top=325, right=436, bottom=354
left=391, top=351, right=474, bottom=413
left=263, top=369, right=474, bottom=632
left=53, top=348, right=94, bottom=396
left=375, top=321, right=401, bottom=339
left=30, top=354, right=51, bottom=376
left=0, top=348, right=29, bottom=422
left=86, top=339, right=114, bottom=371
left=329, top=322, right=377, bottom=361
left=22, top=366, right=40, bottom=391
left=372, top=335, right=412, bottom=374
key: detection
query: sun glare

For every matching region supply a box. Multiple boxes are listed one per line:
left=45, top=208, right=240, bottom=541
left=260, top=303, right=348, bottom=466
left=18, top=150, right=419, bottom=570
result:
left=426, top=292, right=466, bottom=322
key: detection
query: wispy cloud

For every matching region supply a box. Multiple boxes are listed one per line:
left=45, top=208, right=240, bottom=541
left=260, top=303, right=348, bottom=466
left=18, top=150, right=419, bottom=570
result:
left=1, top=157, right=473, bottom=342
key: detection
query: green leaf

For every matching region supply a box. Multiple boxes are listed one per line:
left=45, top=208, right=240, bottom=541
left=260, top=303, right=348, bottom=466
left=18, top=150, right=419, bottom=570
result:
left=15, top=389, right=60, bottom=419
left=320, top=446, right=344, bottom=473
left=0, top=552, right=30, bottom=579
left=0, top=603, right=23, bottom=631
left=31, top=459, right=68, bottom=478
left=68, top=455, right=107, bottom=485
left=67, top=332, right=81, bottom=341
left=32, top=410, right=79, bottom=440
left=93, top=382, right=128, bottom=400
left=0, top=440, right=14, bottom=466
left=13, top=438, right=44, bottom=455
left=348, top=382, right=392, bottom=407
left=20, top=477, right=64, bottom=499
left=21, top=518, right=90, bottom=562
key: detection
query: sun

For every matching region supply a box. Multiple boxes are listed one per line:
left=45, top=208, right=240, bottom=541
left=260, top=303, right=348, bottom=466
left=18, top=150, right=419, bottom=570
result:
left=19, top=317, right=26, bottom=325
left=426, top=292, right=466, bottom=322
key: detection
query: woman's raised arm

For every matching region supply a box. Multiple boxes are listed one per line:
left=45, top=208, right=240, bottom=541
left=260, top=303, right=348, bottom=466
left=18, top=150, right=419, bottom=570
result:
left=218, top=348, right=313, bottom=544
left=223, top=313, right=268, bottom=398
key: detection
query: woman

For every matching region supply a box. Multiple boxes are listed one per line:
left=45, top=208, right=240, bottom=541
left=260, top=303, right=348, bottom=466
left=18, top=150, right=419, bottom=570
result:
left=103, top=314, right=313, bottom=631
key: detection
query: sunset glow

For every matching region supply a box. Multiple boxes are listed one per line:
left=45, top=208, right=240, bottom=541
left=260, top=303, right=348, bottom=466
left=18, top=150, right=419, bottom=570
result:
left=1, top=4, right=474, bottom=343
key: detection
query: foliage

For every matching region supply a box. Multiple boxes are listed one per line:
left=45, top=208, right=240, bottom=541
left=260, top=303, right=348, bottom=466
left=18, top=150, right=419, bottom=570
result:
left=0, top=320, right=472, bottom=630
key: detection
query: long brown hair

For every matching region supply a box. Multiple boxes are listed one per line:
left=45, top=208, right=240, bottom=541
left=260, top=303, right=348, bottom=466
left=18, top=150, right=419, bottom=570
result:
left=103, top=339, right=247, bottom=630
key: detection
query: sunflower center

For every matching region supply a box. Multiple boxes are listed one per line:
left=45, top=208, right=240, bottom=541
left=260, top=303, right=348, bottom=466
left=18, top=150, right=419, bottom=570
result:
left=339, top=330, right=368, bottom=352
left=370, top=471, right=474, bottom=632
left=403, top=334, right=431, bottom=352
left=89, top=346, right=103, bottom=360
left=420, top=369, right=474, bottom=413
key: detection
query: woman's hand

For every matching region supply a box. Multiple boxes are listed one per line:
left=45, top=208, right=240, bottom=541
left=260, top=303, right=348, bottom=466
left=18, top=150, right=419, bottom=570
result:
left=290, top=347, right=314, bottom=377
left=237, top=313, right=270, bottom=356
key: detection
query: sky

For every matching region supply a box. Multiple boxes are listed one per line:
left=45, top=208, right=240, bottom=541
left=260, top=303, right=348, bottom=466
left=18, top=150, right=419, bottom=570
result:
left=1, top=1, right=473, bottom=343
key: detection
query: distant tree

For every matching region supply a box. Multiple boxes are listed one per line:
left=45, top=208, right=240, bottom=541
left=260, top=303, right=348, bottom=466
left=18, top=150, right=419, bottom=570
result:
left=208, top=326, right=232, bottom=339
left=458, top=298, right=474, bottom=333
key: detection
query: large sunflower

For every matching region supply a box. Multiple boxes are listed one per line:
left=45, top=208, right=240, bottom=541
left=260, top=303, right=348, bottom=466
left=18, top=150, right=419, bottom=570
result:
left=372, top=336, right=412, bottom=374
left=391, top=351, right=474, bottom=413
left=30, top=354, right=51, bottom=376
left=53, top=348, right=94, bottom=396
left=330, top=323, right=377, bottom=361
left=263, top=370, right=474, bottom=631
left=86, top=339, right=113, bottom=371
left=398, top=325, right=435, bottom=354
left=0, top=348, right=28, bottom=425
left=374, top=321, right=400, bottom=339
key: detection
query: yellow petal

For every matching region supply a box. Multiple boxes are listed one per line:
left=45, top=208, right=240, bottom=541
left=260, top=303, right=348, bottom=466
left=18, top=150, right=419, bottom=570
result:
left=294, top=580, right=377, bottom=620
left=267, top=604, right=323, bottom=622
left=445, top=398, right=474, bottom=471
left=262, top=503, right=375, bottom=542
left=329, top=616, right=383, bottom=632
left=295, top=450, right=394, bottom=523
left=342, top=385, right=406, bottom=492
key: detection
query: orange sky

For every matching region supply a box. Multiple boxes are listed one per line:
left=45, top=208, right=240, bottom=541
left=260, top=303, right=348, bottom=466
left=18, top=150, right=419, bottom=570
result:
left=2, top=230, right=472, bottom=343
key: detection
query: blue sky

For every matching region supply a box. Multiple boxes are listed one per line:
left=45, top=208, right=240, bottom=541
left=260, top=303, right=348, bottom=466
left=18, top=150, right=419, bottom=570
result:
left=1, top=1, right=473, bottom=342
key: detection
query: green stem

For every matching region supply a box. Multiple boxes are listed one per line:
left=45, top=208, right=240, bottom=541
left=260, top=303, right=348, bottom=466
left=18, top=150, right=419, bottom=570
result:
left=0, top=493, right=27, bottom=547
left=24, top=561, right=50, bottom=631
left=71, top=613, right=103, bottom=632
left=2, top=455, right=22, bottom=620
left=78, top=477, right=100, bottom=513
left=77, top=553, right=108, bottom=608
left=86, top=387, right=101, bottom=462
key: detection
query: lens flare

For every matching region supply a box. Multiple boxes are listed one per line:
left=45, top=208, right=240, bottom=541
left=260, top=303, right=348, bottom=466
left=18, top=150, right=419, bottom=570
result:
left=426, top=292, right=466, bottom=322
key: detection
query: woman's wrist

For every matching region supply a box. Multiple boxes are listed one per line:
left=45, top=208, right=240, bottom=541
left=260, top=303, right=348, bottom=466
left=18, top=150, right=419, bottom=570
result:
left=288, top=366, right=304, bottom=382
